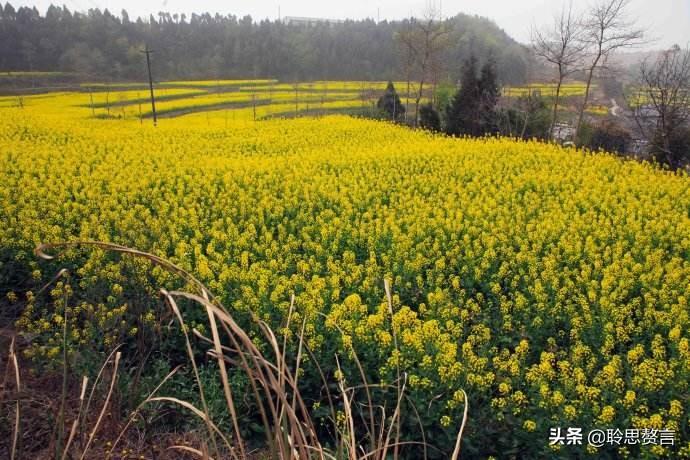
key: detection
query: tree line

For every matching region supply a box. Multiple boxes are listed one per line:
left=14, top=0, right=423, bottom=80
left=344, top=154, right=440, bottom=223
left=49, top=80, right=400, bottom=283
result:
left=0, top=3, right=530, bottom=84
left=375, top=0, right=689, bottom=170
left=531, top=0, right=690, bottom=170
left=378, top=40, right=689, bottom=171
left=378, top=57, right=543, bottom=140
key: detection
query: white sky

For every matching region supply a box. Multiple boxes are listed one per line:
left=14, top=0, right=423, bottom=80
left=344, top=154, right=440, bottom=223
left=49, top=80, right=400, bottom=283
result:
left=13, top=0, right=690, bottom=49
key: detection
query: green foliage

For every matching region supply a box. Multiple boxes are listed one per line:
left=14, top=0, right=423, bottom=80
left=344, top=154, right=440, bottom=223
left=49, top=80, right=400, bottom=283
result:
left=478, top=60, right=500, bottom=135
left=419, top=102, right=441, bottom=131
left=587, top=119, right=632, bottom=154
left=433, top=81, right=455, bottom=113
left=376, top=81, right=405, bottom=121
left=446, top=57, right=499, bottom=137
left=446, top=56, right=480, bottom=136
left=128, top=358, right=254, bottom=436
left=651, top=124, right=690, bottom=169
left=444, top=14, right=530, bottom=85
left=499, top=94, right=552, bottom=140
left=0, top=5, right=530, bottom=84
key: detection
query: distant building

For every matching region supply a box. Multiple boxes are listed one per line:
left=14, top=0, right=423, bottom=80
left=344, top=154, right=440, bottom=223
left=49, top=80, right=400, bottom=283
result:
left=552, top=122, right=575, bottom=142
left=282, top=16, right=345, bottom=26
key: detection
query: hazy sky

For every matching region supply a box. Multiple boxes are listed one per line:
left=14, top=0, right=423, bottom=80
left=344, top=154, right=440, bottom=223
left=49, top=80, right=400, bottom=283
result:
left=14, top=0, right=690, bottom=48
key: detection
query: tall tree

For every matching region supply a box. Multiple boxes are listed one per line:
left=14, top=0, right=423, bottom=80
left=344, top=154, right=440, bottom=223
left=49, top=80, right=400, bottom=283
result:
left=377, top=81, right=405, bottom=121
left=419, top=102, right=441, bottom=131
left=395, top=20, right=417, bottom=123
left=478, top=59, right=500, bottom=134
left=574, top=0, right=644, bottom=140
left=446, top=56, right=502, bottom=137
left=629, top=45, right=690, bottom=169
left=531, top=3, right=586, bottom=139
left=394, top=6, right=450, bottom=126
left=446, top=55, right=481, bottom=136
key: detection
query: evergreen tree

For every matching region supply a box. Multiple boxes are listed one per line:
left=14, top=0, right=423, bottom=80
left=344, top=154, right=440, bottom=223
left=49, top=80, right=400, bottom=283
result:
left=445, top=55, right=481, bottom=136
left=446, top=55, right=502, bottom=137
left=377, top=81, right=405, bottom=121
left=478, top=59, right=500, bottom=135
left=419, top=102, right=441, bottom=131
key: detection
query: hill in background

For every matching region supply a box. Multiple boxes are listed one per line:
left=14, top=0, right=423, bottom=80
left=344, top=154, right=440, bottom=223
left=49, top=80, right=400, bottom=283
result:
left=0, top=3, right=531, bottom=84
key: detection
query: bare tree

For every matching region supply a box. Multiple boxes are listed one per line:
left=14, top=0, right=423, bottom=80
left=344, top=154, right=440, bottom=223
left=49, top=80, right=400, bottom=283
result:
left=394, top=5, right=450, bottom=126
left=396, top=21, right=417, bottom=123
left=518, top=93, right=549, bottom=139
left=630, top=45, right=690, bottom=169
left=531, top=2, right=587, bottom=139
left=574, top=0, right=645, bottom=139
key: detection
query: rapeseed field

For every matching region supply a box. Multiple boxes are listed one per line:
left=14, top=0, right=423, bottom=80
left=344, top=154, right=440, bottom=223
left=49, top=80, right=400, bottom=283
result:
left=1, top=89, right=689, bottom=458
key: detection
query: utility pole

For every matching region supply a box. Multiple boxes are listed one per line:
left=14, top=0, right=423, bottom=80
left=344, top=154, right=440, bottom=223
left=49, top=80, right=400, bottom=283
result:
left=138, top=92, right=143, bottom=124
left=105, top=83, right=110, bottom=116
left=141, top=44, right=158, bottom=126
left=88, top=86, right=95, bottom=117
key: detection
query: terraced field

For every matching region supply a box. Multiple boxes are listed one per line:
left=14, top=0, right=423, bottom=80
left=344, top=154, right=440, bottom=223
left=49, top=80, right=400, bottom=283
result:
left=502, top=82, right=592, bottom=98
left=1, top=79, right=424, bottom=120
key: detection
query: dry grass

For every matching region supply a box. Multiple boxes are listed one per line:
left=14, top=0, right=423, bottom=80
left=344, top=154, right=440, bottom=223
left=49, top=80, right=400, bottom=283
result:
left=2, top=240, right=470, bottom=459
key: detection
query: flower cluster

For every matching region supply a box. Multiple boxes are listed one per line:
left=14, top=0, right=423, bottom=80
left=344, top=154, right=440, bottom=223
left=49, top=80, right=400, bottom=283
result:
left=2, top=88, right=689, bottom=457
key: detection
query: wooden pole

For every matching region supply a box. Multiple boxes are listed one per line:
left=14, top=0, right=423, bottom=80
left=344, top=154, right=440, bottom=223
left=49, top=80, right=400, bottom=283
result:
left=141, top=45, right=158, bottom=126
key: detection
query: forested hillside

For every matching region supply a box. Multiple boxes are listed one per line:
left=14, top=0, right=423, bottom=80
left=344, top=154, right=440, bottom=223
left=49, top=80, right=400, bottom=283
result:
left=0, top=3, right=530, bottom=83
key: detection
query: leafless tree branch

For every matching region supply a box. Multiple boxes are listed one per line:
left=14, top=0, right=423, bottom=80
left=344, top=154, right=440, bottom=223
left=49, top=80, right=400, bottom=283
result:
left=629, top=46, right=690, bottom=169
left=531, top=1, right=587, bottom=139
left=574, top=0, right=646, bottom=139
